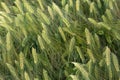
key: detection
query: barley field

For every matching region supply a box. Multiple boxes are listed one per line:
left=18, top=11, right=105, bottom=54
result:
left=0, top=0, right=120, bottom=80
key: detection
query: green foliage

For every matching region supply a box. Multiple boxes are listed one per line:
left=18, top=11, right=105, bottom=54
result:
left=0, top=0, right=120, bottom=80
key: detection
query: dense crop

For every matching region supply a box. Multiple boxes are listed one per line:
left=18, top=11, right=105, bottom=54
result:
left=0, top=0, right=120, bottom=80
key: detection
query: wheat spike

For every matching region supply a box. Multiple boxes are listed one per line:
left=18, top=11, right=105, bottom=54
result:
left=32, top=48, right=38, bottom=64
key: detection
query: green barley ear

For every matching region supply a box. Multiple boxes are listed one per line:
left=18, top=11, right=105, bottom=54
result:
left=32, top=48, right=38, bottom=64
left=109, top=0, right=113, bottom=10
left=0, top=12, right=12, bottom=23
left=89, top=2, right=96, bottom=13
left=37, top=0, right=44, bottom=11
left=22, top=0, right=34, bottom=13
left=6, top=32, right=11, bottom=52
left=70, top=75, right=79, bottom=80
left=24, top=71, right=30, bottom=80
left=1, top=2, right=10, bottom=13
left=39, top=11, right=50, bottom=25
left=85, top=28, right=91, bottom=45
left=72, top=62, right=90, bottom=80
left=76, top=46, right=85, bottom=63
left=19, top=52, right=24, bottom=70
left=98, top=22, right=111, bottom=30
left=104, top=46, right=113, bottom=80
left=105, top=9, right=113, bottom=21
left=76, top=0, right=80, bottom=12
left=58, top=27, right=66, bottom=42
left=6, top=63, right=20, bottom=80
left=111, top=53, right=119, bottom=72
left=62, top=18, right=70, bottom=27
left=38, top=35, right=45, bottom=50
left=69, top=0, right=73, bottom=7
left=43, top=69, right=51, bottom=80
left=61, top=0, right=66, bottom=6
left=48, top=6, right=54, bottom=19
left=87, top=48, right=96, bottom=63
left=104, top=47, right=111, bottom=66
left=97, top=0, right=102, bottom=8
left=42, top=30, right=51, bottom=44
left=102, top=15, right=108, bottom=23
left=52, top=2, right=64, bottom=18
left=94, top=34, right=100, bottom=49
left=65, top=4, right=69, bottom=13
left=69, top=37, right=75, bottom=53
left=34, top=78, right=39, bottom=80
left=15, top=0, right=24, bottom=14
left=88, top=18, right=98, bottom=26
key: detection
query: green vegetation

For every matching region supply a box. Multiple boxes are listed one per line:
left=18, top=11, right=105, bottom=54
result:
left=0, top=0, right=120, bottom=80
